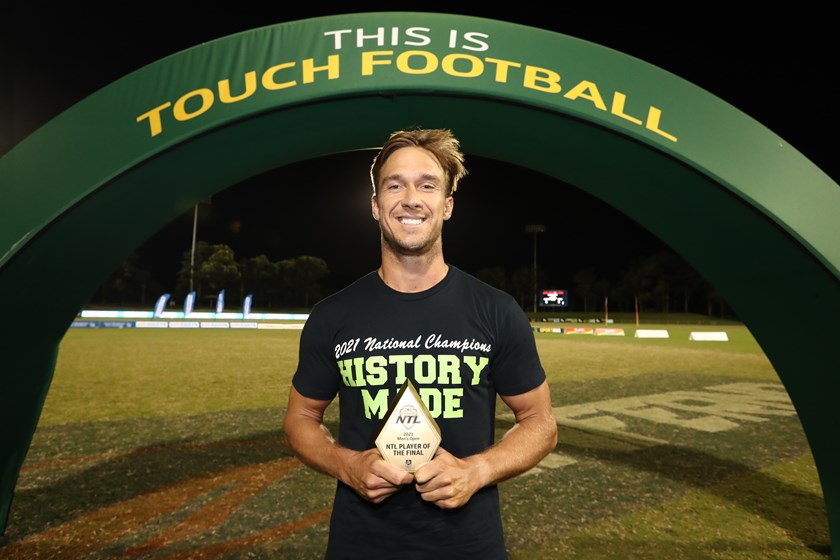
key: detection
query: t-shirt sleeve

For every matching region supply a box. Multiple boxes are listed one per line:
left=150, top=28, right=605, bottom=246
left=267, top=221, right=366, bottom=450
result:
left=490, top=296, right=547, bottom=397
left=291, top=306, right=340, bottom=401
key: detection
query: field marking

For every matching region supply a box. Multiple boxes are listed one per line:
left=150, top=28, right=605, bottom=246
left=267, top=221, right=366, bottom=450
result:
left=4, top=457, right=317, bottom=560
left=500, top=382, right=795, bottom=453
left=19, top=438, right=281, bottom=475
left=551, top=383, right=794, bottom=440
left=522, top=452, right=579, bottom=476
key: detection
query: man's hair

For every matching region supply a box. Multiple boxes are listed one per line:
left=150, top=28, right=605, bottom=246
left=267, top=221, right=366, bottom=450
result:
left=370, top=128, right=468, bottom=197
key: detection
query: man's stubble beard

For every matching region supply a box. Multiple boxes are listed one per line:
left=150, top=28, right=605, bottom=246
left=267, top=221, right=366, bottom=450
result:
left=380, top=228, right=444, bottom=259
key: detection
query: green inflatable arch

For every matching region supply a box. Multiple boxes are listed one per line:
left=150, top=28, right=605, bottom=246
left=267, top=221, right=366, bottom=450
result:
left=2, top=12, right=839, bottom=548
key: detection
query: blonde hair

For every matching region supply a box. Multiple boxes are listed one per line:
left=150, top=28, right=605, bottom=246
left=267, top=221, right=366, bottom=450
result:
left=370, top=128, right=468, bottom=196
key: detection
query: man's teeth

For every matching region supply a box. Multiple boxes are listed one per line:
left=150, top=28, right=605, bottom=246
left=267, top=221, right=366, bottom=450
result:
left=400, top=218, right=422, bottom=225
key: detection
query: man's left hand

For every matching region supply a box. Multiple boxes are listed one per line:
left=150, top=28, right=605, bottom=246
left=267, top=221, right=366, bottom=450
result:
left=413, top=447, right=484, bottom=509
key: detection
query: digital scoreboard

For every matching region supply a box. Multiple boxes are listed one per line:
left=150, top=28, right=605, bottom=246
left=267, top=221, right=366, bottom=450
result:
left=539, top=289, right=568, bottom=308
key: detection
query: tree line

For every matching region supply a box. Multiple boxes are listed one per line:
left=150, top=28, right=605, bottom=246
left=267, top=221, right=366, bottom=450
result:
left=92, top=241, right=329, bottom=311
left=92, top=244, right=731, bottom=318
left=473, top=250, right=731, bottom=318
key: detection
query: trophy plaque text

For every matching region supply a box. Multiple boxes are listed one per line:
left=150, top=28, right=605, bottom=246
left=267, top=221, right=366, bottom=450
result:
left=375, top=380, right=441, bottom=472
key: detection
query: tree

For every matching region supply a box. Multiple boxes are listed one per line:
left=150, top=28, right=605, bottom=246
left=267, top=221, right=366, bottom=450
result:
left=94, top=251, right=153, bottom=306
left=240, top=254, right=279, bottom=308
left=199, top=244, right=242, bottom=295
left=508, top=265, right=547, bottom=312
left=285, top=255, right=330, bottom=308
left=646, top=252, right=679, bottom=313
left=175, top=242, right=241, bottom=306
left=175, top=240, right=215, bottom=301
left=616, top=257, right=657, bottom=316
left=671, top=257, right=708, bottom=314
left=475, top=266, right=509, bottom=292
left=572, top=267, right=600, bottom=313
left=610, top=251, right=715, bottom=316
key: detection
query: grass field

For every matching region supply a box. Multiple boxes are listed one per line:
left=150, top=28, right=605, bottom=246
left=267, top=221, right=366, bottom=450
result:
left=0, top=322, right=831, bottom=559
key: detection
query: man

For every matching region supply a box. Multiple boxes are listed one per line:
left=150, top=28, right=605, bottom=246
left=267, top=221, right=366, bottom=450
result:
left=283, top=128, right=557, bottom=559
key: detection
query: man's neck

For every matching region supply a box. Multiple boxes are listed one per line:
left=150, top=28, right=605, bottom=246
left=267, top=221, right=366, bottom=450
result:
left=378, top=248, right=449, bottom=293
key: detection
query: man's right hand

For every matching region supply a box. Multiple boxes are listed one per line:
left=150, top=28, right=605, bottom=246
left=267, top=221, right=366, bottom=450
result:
left=343, top=448, right=414, bottom=503
left=284, top=387, right=413, bottom=503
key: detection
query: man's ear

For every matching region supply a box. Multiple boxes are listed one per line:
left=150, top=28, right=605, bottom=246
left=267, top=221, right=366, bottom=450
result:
left=371, top=195, right=380, bottom=221
left=443, top=196, right=454, bottom=220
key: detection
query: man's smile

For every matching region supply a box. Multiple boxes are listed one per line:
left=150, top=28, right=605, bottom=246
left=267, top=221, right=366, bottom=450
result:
left=398, top=217, right=424, bottom=225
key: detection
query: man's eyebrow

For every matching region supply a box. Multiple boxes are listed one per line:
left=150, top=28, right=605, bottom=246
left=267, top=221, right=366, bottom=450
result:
left=381, top=172, right=441, bottom=184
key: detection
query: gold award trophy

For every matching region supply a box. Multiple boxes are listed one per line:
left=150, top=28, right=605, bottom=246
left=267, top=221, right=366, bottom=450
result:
left=375, top=380, right=441, bottom=472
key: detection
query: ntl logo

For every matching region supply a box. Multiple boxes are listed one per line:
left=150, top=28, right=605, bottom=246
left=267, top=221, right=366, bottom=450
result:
left=397, top=405, right=421, bottom=428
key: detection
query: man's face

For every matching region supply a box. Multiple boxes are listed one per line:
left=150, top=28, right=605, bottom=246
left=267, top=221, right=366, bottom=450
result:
left=371, top=146, right=454, bottom=257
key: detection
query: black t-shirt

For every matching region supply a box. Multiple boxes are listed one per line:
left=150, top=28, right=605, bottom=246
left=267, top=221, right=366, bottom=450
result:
left=292, top=266, right=546, bottom=560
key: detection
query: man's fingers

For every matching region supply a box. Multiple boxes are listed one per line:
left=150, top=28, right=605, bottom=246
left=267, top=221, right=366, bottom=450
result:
left=349, top=449, right=414, bottom=502
left=413, top=449, right=479, bottom=509
left=371, top=460, right=414, bottom=486
left=413, top=446, right=449, bottom=484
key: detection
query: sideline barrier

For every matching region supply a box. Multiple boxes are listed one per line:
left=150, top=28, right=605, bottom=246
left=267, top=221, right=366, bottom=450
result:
left=531, top=327, right=733, bottom=341
left=79, top=310, right=310, bottom=321
left=70, top=320, right=101, bottom=328
left=257, top=323, right=305, bottom=330
left=534, top=327, right=563, bottom=333
left=635, top=329, right=671, bottom=339
left=537, top=318, right=615, bottom=324
left=70, top=318, right=300, bottom=330
left=71, top=320, right=136, bottom=328
left=200, top=322, right=230, bottom=329
left=689, top=331, right=729, bottom=341
left=565, top=327, right=595, bottom=335
left=71, top=309, right=309, bottom=330
left=136, top=321, right=168, bottom=329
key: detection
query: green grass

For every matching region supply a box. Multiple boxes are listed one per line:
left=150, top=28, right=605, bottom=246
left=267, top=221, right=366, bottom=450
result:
left=40, top=329, right=301, bottom=424
left=524, top=455, right=828, bottom=559
left=0, top=321, right=830, bottom=559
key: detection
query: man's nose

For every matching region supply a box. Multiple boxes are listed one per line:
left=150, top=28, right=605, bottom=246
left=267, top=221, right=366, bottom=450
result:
left=400, top=185, right=422, bottom=206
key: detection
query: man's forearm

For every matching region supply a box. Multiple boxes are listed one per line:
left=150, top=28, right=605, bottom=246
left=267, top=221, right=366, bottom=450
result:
left=468, top=381, right=558, bottom=488
left=284, top=411, right=355, bottom=481
left=468, top=412, right=557, bottom=487
left=282, top=387, right=360, bottom=484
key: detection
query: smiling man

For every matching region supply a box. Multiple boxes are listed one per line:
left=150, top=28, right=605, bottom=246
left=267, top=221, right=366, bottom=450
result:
left=283, top=128, right=557, bottom=560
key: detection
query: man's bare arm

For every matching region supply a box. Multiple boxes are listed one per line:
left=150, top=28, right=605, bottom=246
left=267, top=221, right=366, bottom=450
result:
left=414, top=380, right=557, bottom=508
left=283, top=386, right=414, bottom=503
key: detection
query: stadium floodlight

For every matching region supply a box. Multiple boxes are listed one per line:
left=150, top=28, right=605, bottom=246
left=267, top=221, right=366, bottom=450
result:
left=525, top=224, right=546, bottom=313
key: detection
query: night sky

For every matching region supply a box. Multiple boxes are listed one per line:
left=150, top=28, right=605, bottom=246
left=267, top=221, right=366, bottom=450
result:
left=6, top=8, right=838, bottom=296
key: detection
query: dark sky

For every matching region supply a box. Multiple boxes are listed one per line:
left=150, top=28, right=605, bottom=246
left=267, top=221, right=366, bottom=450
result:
left=6, top=8, right=838, bottom=295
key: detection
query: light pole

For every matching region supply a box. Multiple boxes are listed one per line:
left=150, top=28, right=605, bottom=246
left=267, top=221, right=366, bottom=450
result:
left=525, top=224, right=545, bottom=314
left=189, top=204, right=198, bottom=293
left=189, top=196, right=212, bottom=294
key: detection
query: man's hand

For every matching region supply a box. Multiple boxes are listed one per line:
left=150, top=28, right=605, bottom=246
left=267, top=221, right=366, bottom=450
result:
left=413, top=447, right=484, bottom=509
left=343, top=448, right=415, bottom=503
left=412, top=380, right=557, bottom=510
left=284, top=387, right=413, bottom=504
